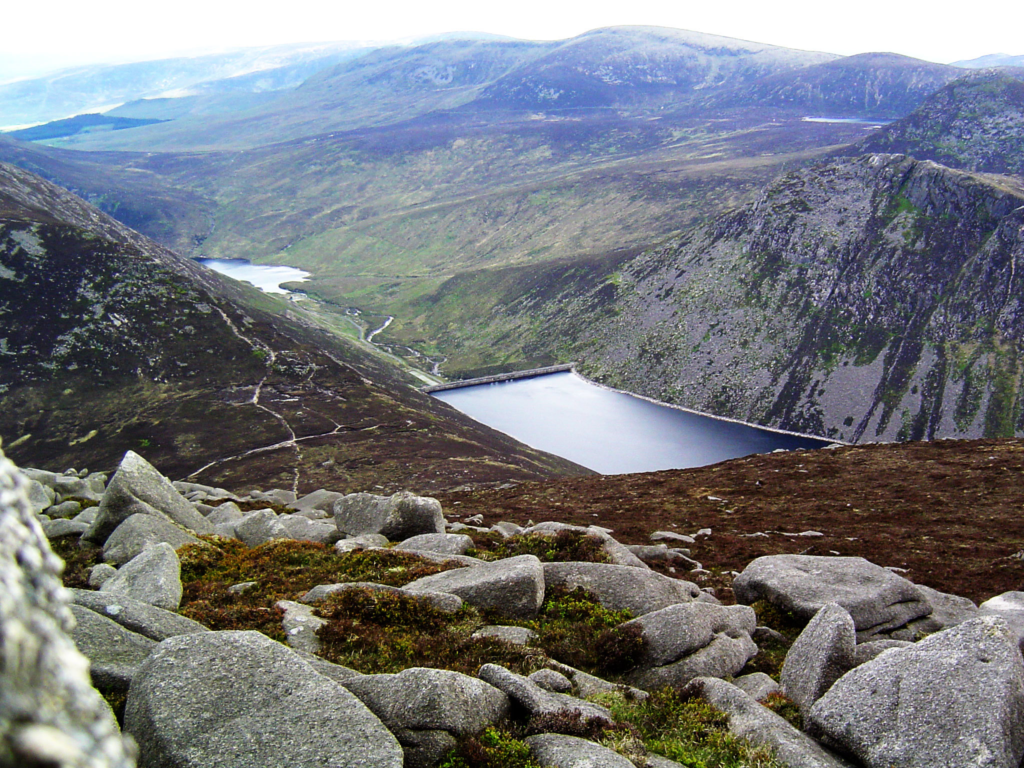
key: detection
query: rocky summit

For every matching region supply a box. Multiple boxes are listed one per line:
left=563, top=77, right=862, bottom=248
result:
left=7, top=445, right=1024, bottom=768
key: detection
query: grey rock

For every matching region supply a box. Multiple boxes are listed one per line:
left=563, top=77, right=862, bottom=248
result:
left=70, top=603, right=156, bottom=692
left=235, top=508, right=289, bottom=547
left=627, top=632, right=758, bottom=691
left=47, top=499, right=83, bottom=519
left=395, top=729, right=456, bottom=768
left=344, top=667, right=509, bottom=737
left=385, top=547, right=485, bottom=566
left=753, top=625, right=787, bottom=644
left=622, top=602, right=756, bottom=667
left=781, top=603, right=857, bottom=719
left=71, top=588, right=208, bottom=641
left=213, top=521, right=239, bottom=539
left=528, top=669, right=573, bottom=693
left=333, top=533, right=390, bottom=553
left=478, top=664, right=613, bottom=728
left=733, top=672, right=782, bottom=702
left=88, top=563, right=118, bottom=588
left=979, top=591, right=1024, bottom=650
left=293, top=651, right=363, bottom=685
left=472, top=625, right=538, bottom=645
left=852, top=639, right=913, bottom=666
left=404, top=554, right=545, bottom=618
left=100, top=542, right=183, bottom=610
left=172, top=480, right=238, bottom=500
left=25, top=477, right=56, bottom=512
left=334, top=490, right=444, bottom=540
left=651, top=530, right=696, bottom=544
left=277, top=513, right=341, bottom=544
left=464, top=514, right=484, bottom=525
left=72, top=507, right=98, bottom=525
left=525, top=734, right=634, bottom=768
left=0, top=450, right=135, bottom=768
left=125, top=630, right=403, bottom=768
left=525, top=522, right=649, bottom=568
left=491, top=521, right=524, bottom=537
left=732, top=555, right=931, bottom=638
left=696, top=677, right=854, bottom=768
left=646, top=757, right=688, bottom=768
left=276, top=600, right=327, bottom=654
left=546, top=660, right=649, bottom=701
left=250, top=488, right=296, bottom=505
left=103, top=512, right=200, bottom=566
left=206, top=501, right=245, bottom=525
left=84, top=450, right=214, bottom=544
left=227, top=581, right=258, bottom=595
left=892, top=585, right=979, bottom=638
left=42, top=517, right=89, bottom=539
left=627, top=544, right=699, bottom=568
left=396, top=532, right=474, bottom=555
left=809, top=617, right=1024, bottom=768
left=543, top=561, right=700, bottom=616
left=289, top=488, right=345, bottom=518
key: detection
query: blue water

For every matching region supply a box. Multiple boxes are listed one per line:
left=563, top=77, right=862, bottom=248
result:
left=195, top=258, right=310, bottom=295
left=434, top=371, right=828, bottom=474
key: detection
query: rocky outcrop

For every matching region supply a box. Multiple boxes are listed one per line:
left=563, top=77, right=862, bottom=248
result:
left=125, top=631, right=404, bottom=768
left=542, top=561, right=700, bottom=615
left=0, top=448, right=135, bottom=768
left=334, top=491, right=445, bottom=540
left=404, top=554, right=545, bottom=618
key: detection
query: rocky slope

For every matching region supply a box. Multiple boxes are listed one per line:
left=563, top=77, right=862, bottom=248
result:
left=857, top=71, right=1024, bottom=175
left=0, top=162, right=587, bottom=492
left=400, top=154, right=1024, bottom=442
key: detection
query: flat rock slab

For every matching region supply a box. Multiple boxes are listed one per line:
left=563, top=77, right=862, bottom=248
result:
left=103, top=512, right=200, bottom=566
left=125, top=630, right=403, bottom=768
left=396, top=533, right=473, bottom=556
left=696, top=677, right=855, bottom=768
left=525, top=734, right=634, bottom=768
left=403, top=555, right=544, bottom=619
left=808, top=617, right=1024, bottom=768
left=100, top=542, right=183, bottom=611
left=84, top=450, right=213, bottom=544
left=732, top=555, right=931, bottom=638
left=70, top=604, right=156, bottom=692
left=542, top=561, right=700, bottom=616
left=71, top=588, right=208, bottom=641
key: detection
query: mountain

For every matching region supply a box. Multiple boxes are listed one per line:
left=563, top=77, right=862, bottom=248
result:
left=0, top=42, right=374, bottom=129
left=702, top=53, right=963, bottom=117
left=392, top=154, right=1024, bottom=443
left=857, top=71, right=1024, bottom=175
left=952, top=54, right=1024, bottom=69
left=47, top=27, right=837, bottom=152
left=0, top=162, right=587, bottom=491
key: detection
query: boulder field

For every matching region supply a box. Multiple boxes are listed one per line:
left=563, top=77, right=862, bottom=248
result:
left=6, top=448, right=1024, bottom=768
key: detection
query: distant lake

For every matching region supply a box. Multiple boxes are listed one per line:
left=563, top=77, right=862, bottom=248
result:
left=433, top=371, right=829, bottom=474
left=195, top=258, right=310, bottom=295
left=802, top=117, right=892, bottom=126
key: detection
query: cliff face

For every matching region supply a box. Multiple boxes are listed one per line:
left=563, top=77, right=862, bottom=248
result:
left=857, top=72, right=1024, bottom=175
left=573, top=154, right=1024, bottom=441
left=0, top=163, right=587, bottom=490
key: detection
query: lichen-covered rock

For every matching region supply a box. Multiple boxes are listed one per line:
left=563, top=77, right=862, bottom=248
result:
left=808, top=617, right=1024, bottom=768
left=732, top=555, right=931, bottom=638
left=299, top=581, right=463, bottom=613
left=0, top=449, right=136, bottom=768
left=542, top=561, right=700, bottom=616
left=404, top=555, right=544, bottom=619
left=781, top=602, right=857, bottom=719
left=125, top=630, right=402, bottom=768
left=103, top=512, right=200, bottom=566
left=84, top=451, right=213, bottom=544
left=100, top=542, right=183, bottom=611
left=334, top=491, right=445, bottom=540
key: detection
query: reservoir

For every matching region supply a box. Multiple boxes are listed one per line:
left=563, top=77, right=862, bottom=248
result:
left=195, top=258, right=310, bottom=295
left=433, top=371, right=829, bottom=474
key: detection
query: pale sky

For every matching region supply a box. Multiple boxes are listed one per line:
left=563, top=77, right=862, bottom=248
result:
left=3, top=0, right=1022, bottom=78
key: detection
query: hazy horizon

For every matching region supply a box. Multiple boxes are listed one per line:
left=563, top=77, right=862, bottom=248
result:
left=4, top=0, right=1022, bottom=82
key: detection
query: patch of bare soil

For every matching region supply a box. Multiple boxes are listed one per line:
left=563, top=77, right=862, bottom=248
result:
left=439, top=439, right=1024, bottom=605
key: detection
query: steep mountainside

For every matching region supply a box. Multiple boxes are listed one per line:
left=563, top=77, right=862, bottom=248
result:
left=0, top=163, right=587, bottom=492
left=857, top=72, right=1024, bottom=175
left=703, top=53, right=961, bottom=117
left=398, top=154, right=1024, bottom=443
